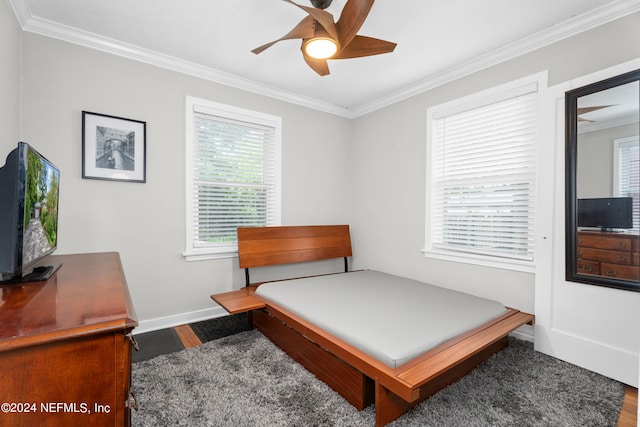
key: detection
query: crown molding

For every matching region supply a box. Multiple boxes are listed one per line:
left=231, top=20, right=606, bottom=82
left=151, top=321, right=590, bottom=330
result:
left=9, top=0, right=353, bottom=118
left=8, top=0, right=31, bottom=25
left=349, top=0, right=640, bottom=118
left=9, top=0, right=640, bottom=119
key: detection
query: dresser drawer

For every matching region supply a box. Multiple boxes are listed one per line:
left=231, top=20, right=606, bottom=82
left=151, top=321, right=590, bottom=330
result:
left=577, top=247, right=632, bottom=265
left=600, top=263, right=640, bottom=281
left=576, top=259, right=600, bottom=275
left=577, top=233, right=632, bottom=251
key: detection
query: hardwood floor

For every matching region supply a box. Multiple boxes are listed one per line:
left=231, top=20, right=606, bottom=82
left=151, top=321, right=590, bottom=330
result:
left=618, top=386, right=638, bottom=427
left=174, top=324, right=639, bottom=427
left=174, top=324, right=202, bottom=348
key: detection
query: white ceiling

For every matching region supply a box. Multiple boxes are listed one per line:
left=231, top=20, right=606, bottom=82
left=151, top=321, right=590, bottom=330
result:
left=578, top=81, right=639, bottom=133
left=9, top=0, right=640, bottom=117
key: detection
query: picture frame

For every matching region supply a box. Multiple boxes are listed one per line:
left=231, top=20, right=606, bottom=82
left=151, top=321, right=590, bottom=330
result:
left=82, top=111, right=146, bottom=183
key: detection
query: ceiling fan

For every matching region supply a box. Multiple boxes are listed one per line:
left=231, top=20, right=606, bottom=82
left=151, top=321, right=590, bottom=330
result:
left=252, top=0, right=396, bottom=76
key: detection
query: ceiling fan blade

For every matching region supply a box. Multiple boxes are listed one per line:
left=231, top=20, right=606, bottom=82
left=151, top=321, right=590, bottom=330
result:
left=334, top=35, right=396, bottom=59
left=576, top=105, right=615, bottom=123
left=282, top=0, right=339, bottom=41
left=336, top=0, right=374, bottom=47
left=302, top=52, right=330, bottom=76
left=577, top=105, right=614, bottom=115
left=251, top=15, right=316, bottom=54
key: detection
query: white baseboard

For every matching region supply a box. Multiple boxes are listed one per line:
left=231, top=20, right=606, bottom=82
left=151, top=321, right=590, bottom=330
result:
left=133, top=306, right=229, bottom=335
left=511, top=324, right=534, bottom=343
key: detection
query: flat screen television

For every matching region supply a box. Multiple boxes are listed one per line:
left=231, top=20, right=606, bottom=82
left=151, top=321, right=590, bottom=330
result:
left=0, top=142, right=61, bottom=284
left=577, top=197, right=634, bottom=231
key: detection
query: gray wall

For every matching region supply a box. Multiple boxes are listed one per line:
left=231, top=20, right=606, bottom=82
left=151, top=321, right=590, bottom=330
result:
left=577, top=123, right=638, bottom=198
left=348, top=12, right=640, bottom=314
left=5, top=22, right=352, bottom=327
left=0, top=0, right=20, bottom=147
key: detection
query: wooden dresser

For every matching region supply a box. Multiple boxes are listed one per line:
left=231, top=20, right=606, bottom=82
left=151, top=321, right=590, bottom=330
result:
left=577, top=231, right=640, bottom=281
left=0, top=252, right=138, bottom=427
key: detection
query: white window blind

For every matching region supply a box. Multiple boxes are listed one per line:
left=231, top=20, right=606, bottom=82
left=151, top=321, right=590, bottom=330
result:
left=427, top=81, right=538, bottom=265
left=615, top=136, right=639, bottom=231
left=185, top=97, right=281, bottom=259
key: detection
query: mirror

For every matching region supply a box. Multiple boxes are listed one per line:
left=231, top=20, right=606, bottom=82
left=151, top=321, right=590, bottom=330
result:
left=566, top=68, right=640, bottom=292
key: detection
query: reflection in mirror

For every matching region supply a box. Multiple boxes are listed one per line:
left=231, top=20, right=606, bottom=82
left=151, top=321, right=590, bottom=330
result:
left=566, top=69, right=640, bottom=292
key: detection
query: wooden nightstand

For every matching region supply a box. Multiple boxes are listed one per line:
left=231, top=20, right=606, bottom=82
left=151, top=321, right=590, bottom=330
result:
left=211, top=287, right=265, bottom=314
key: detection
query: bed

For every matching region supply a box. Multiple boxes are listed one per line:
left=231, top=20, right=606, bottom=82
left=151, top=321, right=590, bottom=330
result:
left=211, top=225, right=534, bottom=426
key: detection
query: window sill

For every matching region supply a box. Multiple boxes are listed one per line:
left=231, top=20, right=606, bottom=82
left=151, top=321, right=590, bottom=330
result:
left=422, top=248, right=535, bottom=274
left=182, top=250, right=237, bottom=262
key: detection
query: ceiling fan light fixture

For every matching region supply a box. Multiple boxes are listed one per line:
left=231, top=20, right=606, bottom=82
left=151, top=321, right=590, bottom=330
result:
left=310, top=0, right=333, bottom=9
left=303, top=37, right=338, bottom=59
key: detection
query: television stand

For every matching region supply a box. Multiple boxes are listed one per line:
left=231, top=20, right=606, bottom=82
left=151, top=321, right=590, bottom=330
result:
left=0, top=261, right=62, bottom=285
left=0, top=252, right=138, bottom=426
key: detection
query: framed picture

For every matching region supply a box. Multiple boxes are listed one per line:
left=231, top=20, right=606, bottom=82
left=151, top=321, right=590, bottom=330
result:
left=82, top=111, right=146, bottom=183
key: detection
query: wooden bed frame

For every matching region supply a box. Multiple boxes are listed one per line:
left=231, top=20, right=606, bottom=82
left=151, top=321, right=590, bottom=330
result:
left=211, top=225, right=534, bottom=427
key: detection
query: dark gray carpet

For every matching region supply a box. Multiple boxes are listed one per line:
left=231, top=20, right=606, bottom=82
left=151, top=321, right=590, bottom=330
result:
left=132, top=328, right=184, bottom=363
left=190, top=313, right=251, bottom=343
left=132, top=331, right=624, bottom=426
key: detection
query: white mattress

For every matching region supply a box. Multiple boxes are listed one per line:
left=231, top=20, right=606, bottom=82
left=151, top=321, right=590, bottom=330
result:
left=255, top=270, right=507, bottom=368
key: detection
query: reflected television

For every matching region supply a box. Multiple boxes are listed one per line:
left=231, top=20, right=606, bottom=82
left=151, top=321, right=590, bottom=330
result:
left=0, top=142, right=61, bottom=283
left=577, top=197, right=633, bottom=231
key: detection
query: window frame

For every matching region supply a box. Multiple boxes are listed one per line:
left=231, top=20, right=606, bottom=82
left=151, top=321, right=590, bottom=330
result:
left=424, top=73, right=546, bottom=272
left=183, top=96, right=282, bottom=261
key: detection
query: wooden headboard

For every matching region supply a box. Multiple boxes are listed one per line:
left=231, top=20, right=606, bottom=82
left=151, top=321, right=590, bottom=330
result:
left=237, top=225, right=352, bottom=286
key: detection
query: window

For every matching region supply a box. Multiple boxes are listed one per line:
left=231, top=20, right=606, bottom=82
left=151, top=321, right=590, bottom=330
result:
left=425, top=75, right=543, bottom=271
left=184, top=97, right=281, bottom=260
left=614, top=136, right=639, bottom=231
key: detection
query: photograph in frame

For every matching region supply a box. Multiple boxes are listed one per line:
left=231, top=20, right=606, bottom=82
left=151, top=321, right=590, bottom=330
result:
left=82, top=111, right=146, bottom=183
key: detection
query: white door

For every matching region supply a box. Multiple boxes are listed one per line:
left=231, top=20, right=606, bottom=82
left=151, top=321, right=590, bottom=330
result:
left=534, top=59, right=640, bottom=387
